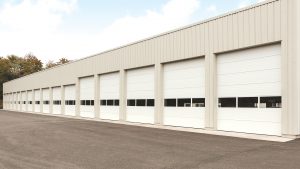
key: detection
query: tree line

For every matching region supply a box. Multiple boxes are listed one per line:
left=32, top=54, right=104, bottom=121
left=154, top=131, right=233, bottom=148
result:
left=0, top=53, right=70, bottom=108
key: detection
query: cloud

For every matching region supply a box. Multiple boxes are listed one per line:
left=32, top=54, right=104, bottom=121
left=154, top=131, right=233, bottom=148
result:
left=238, top=0, right=266, bottom=9
left=0, top=0, right=77, bottom=32
left=93, top=0, right=200, bottom=53
left=237, top=0, right=252, bottom=9
left=206, top=5, right=217, bottom=13
left=257, top=0, right=266, bottom=3
left=0, top=0, right=200, bottom=63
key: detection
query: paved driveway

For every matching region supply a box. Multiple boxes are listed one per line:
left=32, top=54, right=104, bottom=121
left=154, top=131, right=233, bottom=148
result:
left=0, top=110, right=299, bottom=169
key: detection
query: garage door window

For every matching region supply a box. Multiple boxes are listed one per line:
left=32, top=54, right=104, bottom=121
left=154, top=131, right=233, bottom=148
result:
left=192, top=98, right=205, bottom=107
left=107, top=100, right=114, bottom=106
left=260, top=96, right=281, bottom=108
left=218, top=98, right=236, bottom=108
left=43, top=101, right=49, bottom=104
left=147, top=99, right=154, bottom=107
left=127, top=99, right=154, bottom=107
left=65, top=100, right=75, bottom=105
left=80, top=100, right=94, bottom=106
left=100, top=100, right=119, bottom=106
left=35, top=101, right=40, bottom=105
left=127, top=99, right=135, bottom=106
left=53, top=100, right=61, bottom=105
left=165, top=99, right=176, bottom=107
left=238, top=97, right=258, bottom=108
left=100, top=100, right=106, bottom=105
left=178, top=98, right=191, bottom=107
left=136, top=99, right=146, bottom=106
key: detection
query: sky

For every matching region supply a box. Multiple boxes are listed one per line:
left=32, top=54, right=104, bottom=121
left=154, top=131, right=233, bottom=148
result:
left=0, top=0, right=265, bottom=63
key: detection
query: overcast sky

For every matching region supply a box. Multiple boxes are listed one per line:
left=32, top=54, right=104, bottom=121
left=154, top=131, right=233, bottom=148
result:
left=0, top=0, right=264, bottom=63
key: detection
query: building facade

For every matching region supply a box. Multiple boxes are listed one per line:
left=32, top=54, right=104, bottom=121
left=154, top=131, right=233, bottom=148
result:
left=3, top=0, right=300, bottom=138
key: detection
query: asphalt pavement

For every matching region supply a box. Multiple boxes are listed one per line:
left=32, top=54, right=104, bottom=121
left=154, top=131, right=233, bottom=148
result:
left=0, top=110, right=299, bottom=169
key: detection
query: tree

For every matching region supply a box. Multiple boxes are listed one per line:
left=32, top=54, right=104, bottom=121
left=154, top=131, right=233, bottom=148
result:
left=21, top=53, right=43, bottom=76
left=0, top=53, right=43, bottom=109
left=45, top=60, right=57, bottom=69
left=45, top=57, right=70, bottom=69
left=58, top=58, right=70, bottom=64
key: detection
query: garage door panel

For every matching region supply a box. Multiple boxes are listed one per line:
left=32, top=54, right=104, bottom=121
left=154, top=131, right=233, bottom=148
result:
left=65, top=85, right=75, bottom=100
left=218, top=82, right=281, bottom=97
left=165, top=80, right=204, bottom=90
left=42, top=89, right=50, bottom=113
left=218, top=119, right=281, bottom=136
left=80, top=77, right=95, bottom=118
left=100, top=73, right=119, bottom=120
left=52, top=87, right=61, bottom=114
left=217, top=108, right=281, bottom=123
left=27, top=91, right=32, bottom=112
left=101, top=107, right=119, bottom=120
left=165, top=67, right=205, bottom=77
left=34, top=90, right=40, bottom=112
left=217, top=44, right=281, bottom=136
left=164, top=108, right=205, bottom=128
left=127, top=91, right=154, bottom=99
left=164, top=88, right=205, bottom=98
left=163, top=58, right=205, bottom=128
left=165, top=59, right=204, bottom=70
left=218, top=69, right=281, bottom=86
left=127, top=85, right=154, bottom=94
left=218, top=56, right=280, bottom=75
left=126, top=67, right=154, bottom=124
left=21, top=92, right=26, bottom=112
left=126, top=107, right=154, bottom=124
left=65, top=85, right=76, bottom=116
left=218, top=44, right=280, bottom=64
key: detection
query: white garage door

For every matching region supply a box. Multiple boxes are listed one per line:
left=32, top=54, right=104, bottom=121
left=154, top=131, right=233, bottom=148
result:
left=99, top=72, right=120, bottom=120
left=217, top=44, right=281, bottom=136
left=9, top=94, right=13, bottom=110
left=34, top=89, right=41, bottom=112
left=42, top=88, right=50, bottom=113
left=65, top=85, right=76, bottom=116
left=15, top=92, right=19, bottom=110
left=80, top=77, right=95, bottom=118
left=18, top=92, right=22, bottom=111
left=27, top=91, right=33, bottom=112
left=163, top=58, right=205, bottom=128
left=126, top=67, right=155, bottom=124
left=3, top=94, right=6, bottom=109
left=14, top=93, right=17, bottom=110
left=52, top=87, right=61, bottom=114
left=21, top=91, right=26, bottom=112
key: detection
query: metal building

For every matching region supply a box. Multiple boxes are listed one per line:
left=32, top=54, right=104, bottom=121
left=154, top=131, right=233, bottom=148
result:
left=3, top=0, right=300, bottom=139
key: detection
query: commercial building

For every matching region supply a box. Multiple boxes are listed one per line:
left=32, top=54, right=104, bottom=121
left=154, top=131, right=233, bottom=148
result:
left=3, top=0, right=300, bottom=139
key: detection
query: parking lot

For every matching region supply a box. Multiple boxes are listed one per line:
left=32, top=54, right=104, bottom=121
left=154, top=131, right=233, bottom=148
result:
left=0, top=110, right=299, bottom=169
